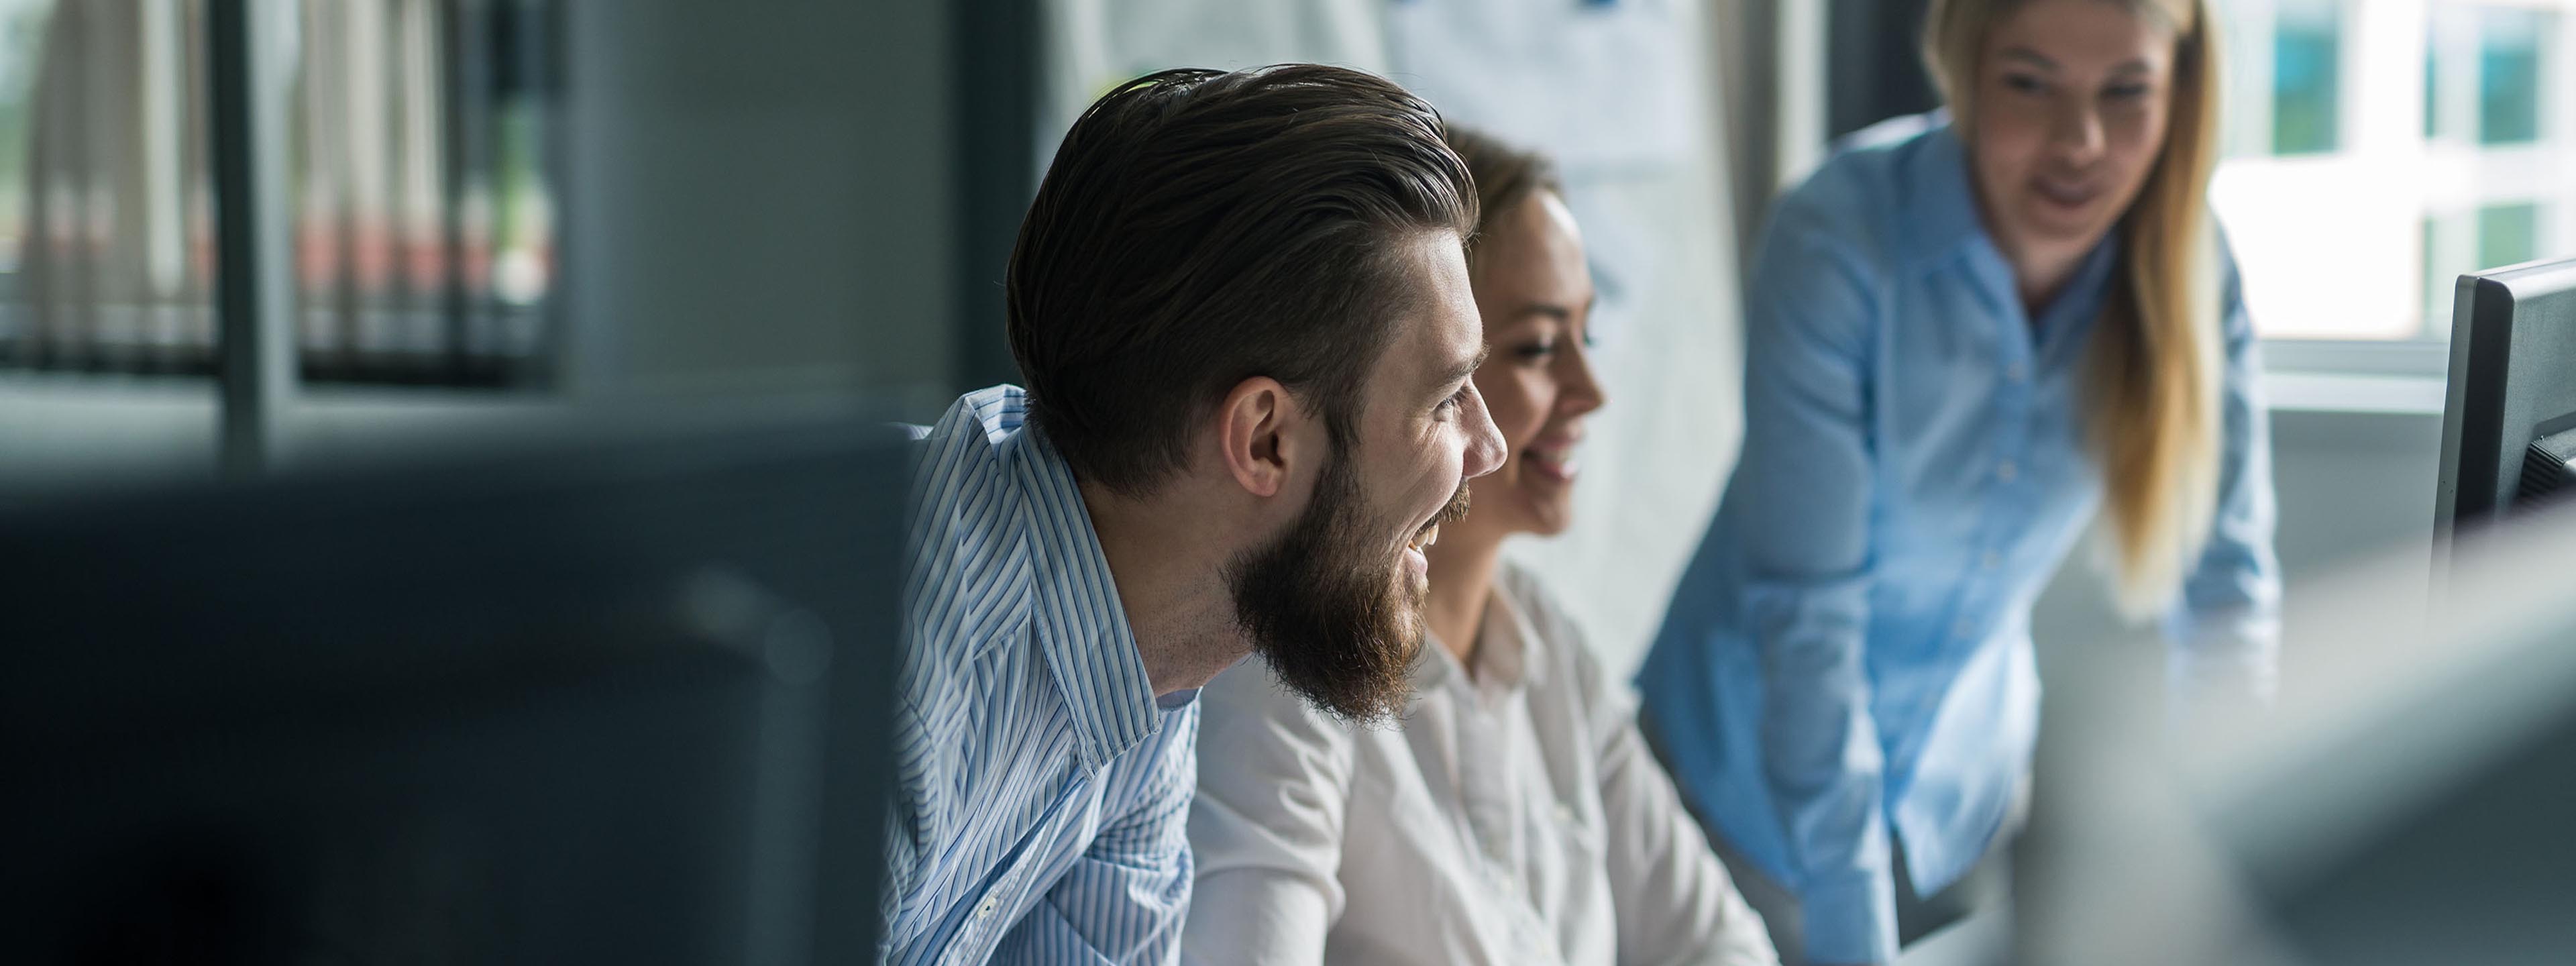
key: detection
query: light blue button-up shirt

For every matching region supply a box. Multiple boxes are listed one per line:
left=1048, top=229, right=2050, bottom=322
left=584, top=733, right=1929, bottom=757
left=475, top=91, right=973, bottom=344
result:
left=883, top=386, right=1200, bottom=965
left=1636, top=115, right=2279, bottom=965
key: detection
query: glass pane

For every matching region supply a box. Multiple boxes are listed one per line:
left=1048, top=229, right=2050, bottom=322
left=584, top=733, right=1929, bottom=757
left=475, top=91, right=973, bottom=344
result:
left=2273, top=0, right=2343, bottom=155
left=2478, top=7, right=2548, bottom=146
left=2478, top=203, right=2542, bottom=270
left=0, top=3, right=31, bottom=281
left=2426, top=40, right=2441, bottom=140
left=1, top=0, right=220, bottom=375
left=0, top=0, right=554, bottom=386
left=290, top=0, right=557, bottom=387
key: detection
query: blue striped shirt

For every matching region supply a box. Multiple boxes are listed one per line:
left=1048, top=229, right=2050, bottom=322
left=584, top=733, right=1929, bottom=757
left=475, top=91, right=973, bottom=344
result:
left=883, top=386, right=1200, bottom=966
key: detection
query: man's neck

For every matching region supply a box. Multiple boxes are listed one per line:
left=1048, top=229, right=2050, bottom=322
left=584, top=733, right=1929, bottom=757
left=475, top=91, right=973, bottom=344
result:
left=1423, top=525, right=1505, bottom=677
left=1078, top=480, right=1250, bottom=697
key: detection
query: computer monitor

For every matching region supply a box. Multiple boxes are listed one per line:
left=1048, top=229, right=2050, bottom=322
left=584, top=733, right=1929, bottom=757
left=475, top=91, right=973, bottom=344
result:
left=0, top=415, right=908, bottom=965
left=2434, top=254, right=2576, bottom=549
left=2019, top=498, right=2576, bottom=966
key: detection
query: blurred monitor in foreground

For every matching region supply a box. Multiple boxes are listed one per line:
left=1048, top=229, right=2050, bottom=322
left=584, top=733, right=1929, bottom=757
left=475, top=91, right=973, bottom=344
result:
left=2435, top=255, right=2576, bottom=550
left=0, top=416, right=908, bottom=965
left=2021, top=497, right=2576, bottom=966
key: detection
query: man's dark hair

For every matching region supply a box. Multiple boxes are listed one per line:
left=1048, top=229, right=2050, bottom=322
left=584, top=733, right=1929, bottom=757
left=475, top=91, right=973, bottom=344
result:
left=1005, top=64, right=1478, bottom=496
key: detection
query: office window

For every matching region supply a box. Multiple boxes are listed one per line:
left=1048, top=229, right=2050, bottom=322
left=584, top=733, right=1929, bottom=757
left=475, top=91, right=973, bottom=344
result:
left=2271, top=0, right=2344, bottom=155
left=2216, top=0, right=2576, bottom=347
left=2477, top=8, right=2549, bottom=145
left=0, top=0, right=557, bottom=386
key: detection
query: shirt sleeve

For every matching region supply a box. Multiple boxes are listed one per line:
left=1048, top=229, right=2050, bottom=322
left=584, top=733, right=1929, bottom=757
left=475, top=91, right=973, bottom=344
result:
left=1546, top=598, right=1778, bottom=966
left=993, top=705, right=1199, bottom=965
left=1177, top=662, right=1354, bottom=966
left=2161, top=231, right=2286, bottom=717
left=1732, top=195, right=1899, bottom=966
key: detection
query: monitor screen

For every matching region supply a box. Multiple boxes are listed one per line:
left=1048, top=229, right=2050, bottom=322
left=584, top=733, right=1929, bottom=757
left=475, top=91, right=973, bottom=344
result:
left=0, top=416, right=908, bottom=965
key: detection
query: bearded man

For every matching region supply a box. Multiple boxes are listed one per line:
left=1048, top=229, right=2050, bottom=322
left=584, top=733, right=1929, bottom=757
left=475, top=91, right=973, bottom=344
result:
left=883, top=64, right=1506, bottom=966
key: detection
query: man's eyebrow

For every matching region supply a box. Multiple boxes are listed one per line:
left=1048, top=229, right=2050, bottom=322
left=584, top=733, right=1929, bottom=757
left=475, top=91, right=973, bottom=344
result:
left=1438, top=345, right=1492, bottom=391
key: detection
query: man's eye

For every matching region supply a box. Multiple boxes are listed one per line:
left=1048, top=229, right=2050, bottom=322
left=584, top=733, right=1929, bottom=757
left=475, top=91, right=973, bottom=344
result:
left=1436, top=388, right=1468, bottom=414
left=2104, top=83, right=2149, bottom=101
left=1514, top=340, right=1559, bottom=362
left=2004, top=74, right=2047, bottom=95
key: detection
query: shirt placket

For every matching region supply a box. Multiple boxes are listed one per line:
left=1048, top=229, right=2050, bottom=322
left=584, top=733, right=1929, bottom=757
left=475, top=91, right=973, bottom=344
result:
left=943, top=769, right=1093, bottom=966
left=1958, top=252, right=2039, bottom=646
left=1455, top=689, right=1564, bottom=963
left=950, top=866, right=1027, bottom=966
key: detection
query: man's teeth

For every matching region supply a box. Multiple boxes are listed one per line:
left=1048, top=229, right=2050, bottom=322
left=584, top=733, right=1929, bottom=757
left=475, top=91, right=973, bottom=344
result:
left=1409, top=524, right=1440, bottom=551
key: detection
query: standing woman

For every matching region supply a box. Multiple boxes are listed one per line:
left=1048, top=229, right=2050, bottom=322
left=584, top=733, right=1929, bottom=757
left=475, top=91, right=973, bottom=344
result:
left=1636, top=1, right=2278, bottom=963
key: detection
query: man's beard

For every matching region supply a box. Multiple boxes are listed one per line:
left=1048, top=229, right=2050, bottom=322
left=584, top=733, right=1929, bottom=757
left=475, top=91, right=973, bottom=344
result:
left=1226, top=449, right=1472, bottom=725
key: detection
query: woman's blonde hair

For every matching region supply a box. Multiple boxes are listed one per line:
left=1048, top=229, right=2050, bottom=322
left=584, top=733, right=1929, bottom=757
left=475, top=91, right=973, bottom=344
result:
left=1922, top=0, right=2226, bottom=619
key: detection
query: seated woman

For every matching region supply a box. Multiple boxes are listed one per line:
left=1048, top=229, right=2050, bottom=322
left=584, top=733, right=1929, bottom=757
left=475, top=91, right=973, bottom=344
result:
left=1179, top=129, right=1779, bottom=966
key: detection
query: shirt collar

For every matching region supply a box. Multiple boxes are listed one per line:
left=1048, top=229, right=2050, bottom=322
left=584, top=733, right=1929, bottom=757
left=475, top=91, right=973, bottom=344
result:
left=1411, top=576, right=1549, bottom=703
left=1899, top=115, right=1990, bottom=271
left=987, top=394, right=1163, bottom=769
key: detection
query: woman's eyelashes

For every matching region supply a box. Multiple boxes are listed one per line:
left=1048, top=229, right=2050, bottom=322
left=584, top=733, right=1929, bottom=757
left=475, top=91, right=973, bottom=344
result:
left=1998, top=71, right=2149, bottom=113
left=1509, top=318, right=1593, bottom=364
left=2102, top=80, right=2151, bottom=104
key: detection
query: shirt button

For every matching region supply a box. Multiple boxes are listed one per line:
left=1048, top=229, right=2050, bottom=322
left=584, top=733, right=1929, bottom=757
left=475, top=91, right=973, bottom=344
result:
left=2006, top=363, right=2028, bottom=383
left=1955, top=619, right=1976, bottom=639
left=1554, top=804, right=1576, bottom=825
left=1996, top=460, right=2019, bottom=482
left=975, top=896, right=999, bottom=920
left=1981, top=550, right=2002, bottom=570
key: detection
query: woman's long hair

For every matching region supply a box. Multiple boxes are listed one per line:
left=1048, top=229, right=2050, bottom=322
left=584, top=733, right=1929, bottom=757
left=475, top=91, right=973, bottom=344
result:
left=1922, top=0, right=2226, bottom=619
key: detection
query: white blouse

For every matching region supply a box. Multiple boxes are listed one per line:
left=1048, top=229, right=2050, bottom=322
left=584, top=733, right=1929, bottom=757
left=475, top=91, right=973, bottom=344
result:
left=1181, top=562, right=1778, bottom=966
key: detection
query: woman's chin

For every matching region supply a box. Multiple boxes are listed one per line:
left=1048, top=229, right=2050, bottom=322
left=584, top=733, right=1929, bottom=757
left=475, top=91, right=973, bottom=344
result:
left=1519, top=502, right=1578, bottom=539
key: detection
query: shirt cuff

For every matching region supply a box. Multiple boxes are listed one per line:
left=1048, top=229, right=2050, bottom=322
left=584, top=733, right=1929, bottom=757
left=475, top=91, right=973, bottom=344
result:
left=1799, top=872, right=1900, bottom=965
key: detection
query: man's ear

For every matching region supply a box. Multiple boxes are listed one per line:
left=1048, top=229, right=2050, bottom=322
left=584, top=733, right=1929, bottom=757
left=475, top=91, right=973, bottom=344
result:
left=1214, top=377, right=1311, bottom=498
